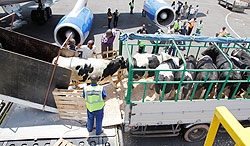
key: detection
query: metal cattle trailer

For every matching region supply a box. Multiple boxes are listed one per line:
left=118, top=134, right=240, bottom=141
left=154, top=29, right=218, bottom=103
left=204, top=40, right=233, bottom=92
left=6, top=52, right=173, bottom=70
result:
left=119, top=33, right=250, bottom=142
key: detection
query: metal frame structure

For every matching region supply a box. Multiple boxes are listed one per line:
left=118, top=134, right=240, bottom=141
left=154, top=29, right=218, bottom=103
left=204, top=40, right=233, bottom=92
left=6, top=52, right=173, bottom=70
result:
left=119, top=34, right=250, bottom=133
left=204, top=106, right=250, bottom=146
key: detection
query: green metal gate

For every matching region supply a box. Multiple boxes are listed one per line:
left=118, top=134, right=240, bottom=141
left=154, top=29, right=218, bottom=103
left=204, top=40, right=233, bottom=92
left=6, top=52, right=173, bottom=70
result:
left=119, top=34, right=250, bottom=104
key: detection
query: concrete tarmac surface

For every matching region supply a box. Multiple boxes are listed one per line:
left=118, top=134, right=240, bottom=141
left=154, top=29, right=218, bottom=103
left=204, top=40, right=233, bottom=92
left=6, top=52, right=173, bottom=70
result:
left=0, top=0, right=250, bottom=145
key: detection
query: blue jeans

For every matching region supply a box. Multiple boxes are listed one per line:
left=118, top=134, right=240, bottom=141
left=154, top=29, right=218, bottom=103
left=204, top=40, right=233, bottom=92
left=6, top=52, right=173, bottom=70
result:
left=87, top=108, right=104, bottom=135
left=196, top=29, right=201, bottom=35
left=168, top=46, right=176, bottom=57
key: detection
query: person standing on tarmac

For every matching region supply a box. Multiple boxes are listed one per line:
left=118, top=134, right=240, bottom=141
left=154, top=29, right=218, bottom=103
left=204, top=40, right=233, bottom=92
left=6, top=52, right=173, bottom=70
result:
left=219, top=27, right=227, bottom=37
left=187, top=18, right=196, bottom=35
left=107, top=8, right=112, bottom=29
left=137, top=24, right=148, bottom=34
left=129, top=0, right=135, bottom=14
left=174, top=18, right=181, bottom=32
left=195, top=20, right=203, bottom=35
left=83, top=74, right=107, bottom=135
left=113, top=9, right=120, bottom=28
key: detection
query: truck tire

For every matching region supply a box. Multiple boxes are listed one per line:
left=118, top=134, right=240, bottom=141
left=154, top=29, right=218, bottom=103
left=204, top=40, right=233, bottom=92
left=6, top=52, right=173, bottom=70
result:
left=184, top=124, right=209, bottom=142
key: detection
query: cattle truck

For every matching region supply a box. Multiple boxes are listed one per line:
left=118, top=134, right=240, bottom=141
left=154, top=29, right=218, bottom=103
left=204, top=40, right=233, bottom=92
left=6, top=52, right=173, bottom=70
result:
left=119, top=33, right=250, bottom=142
left=218, top=0, right=248, bottom=12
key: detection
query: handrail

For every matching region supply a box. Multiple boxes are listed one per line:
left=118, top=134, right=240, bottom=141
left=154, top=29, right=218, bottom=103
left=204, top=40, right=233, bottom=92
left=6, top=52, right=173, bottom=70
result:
left=204, top=106, right=250, bottom=146
left=0, top=13, right=15, bottom=31
left=43, top=32, right=73, bottom=110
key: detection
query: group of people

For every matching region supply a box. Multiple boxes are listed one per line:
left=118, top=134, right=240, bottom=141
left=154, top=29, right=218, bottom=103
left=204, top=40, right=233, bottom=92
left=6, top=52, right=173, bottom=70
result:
left=172, top=1, right=199, bottom=20
left=107, top=8, right=120, bottom=29
left=173, top=17, right=203, bottom=36
left=67, top=28, right=118, bottom=59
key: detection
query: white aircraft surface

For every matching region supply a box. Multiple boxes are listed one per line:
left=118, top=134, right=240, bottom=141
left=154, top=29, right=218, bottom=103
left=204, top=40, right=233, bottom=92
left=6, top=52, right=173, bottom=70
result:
left=0, top=0, right=57, bottom=24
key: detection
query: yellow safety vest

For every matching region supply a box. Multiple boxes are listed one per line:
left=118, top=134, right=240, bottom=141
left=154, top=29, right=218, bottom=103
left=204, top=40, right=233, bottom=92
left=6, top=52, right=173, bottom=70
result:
left=130, top=2, right=134, bottom=8
left=174, top=21, right=181, bottom=30
left=139, top=40, right=146, bottom=47
left=84, top=85, right=104, bottom=112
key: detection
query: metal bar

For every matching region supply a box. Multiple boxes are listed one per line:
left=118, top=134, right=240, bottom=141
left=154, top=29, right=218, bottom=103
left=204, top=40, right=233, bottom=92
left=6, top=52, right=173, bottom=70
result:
left=160, top=83, right=167, bottom=102
left=0, top=13, right=15, bottom=21
left=243, top=86, right=250, bottom=99
left=43, top=32, right=73, bottom=110
left=190, top=83, right=198, bottom=101
left=204, top=83, right=213, bottom=100
left=196, top=47, right=201, bottom=59
left=231, top=83, right=242, bottom=99
left=10, top=14, right=15, bottom=31
left=125, top=41, right=134, bottom=104
left=119, top=40, right=123, bottom=55
left=173, top=41, right=186, bottom=102
left=131, top=45, right=134, bottom=55
left=155, top=71, right=160, bottom=82
left=142, top=83, right=147, bottom=102
left=213, top=43, right=233, bottom=99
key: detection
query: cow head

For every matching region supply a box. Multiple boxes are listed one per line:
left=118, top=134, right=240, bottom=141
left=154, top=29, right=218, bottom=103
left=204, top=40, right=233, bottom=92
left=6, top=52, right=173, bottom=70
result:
left=231, top=48, right=242, bottom=58
left=116, top=56, right=126, bottom=69
left=201, top=45, right=220, bottom=61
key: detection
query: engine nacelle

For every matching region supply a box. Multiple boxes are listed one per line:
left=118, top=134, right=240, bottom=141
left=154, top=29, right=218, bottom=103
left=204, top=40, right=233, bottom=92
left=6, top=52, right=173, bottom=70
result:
left=54, top=0, right=93, bottom=45
left=144, top=0, right=175, bottom=26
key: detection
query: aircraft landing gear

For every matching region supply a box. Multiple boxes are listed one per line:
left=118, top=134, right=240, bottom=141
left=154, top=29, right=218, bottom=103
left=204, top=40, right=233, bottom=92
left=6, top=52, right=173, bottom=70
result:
left=31, top=0, right=52, bottom=24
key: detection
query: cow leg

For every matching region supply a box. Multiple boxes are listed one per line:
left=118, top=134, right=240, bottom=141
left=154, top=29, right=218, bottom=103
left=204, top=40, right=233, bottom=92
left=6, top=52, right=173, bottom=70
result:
left=178, top=86, right=184, bottom=100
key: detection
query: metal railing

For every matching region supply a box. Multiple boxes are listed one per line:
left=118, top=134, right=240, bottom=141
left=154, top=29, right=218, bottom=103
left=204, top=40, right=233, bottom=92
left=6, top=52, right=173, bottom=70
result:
left=0, top=13, right=16, bottom=31
left=119, top=35, right=250, bottom=104
left=204, top=106, right=250, bottom=146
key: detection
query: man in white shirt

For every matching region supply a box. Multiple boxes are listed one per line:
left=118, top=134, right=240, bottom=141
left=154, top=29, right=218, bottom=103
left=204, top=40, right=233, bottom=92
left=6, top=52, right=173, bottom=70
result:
left=77, top=40, right=96, bottom=59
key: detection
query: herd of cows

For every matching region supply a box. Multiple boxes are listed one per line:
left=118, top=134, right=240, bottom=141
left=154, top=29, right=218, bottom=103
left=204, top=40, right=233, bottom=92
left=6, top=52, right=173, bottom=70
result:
left=54, top=44, right=250, bottom=101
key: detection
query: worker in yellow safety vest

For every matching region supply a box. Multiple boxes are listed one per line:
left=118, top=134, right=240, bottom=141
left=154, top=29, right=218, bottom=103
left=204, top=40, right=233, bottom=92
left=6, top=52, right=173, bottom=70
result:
left=129, top=0, right=134, bottom=14
left=83, top=74, right=107, bottom=135
left=219, top=27, right=227, bottom=37
left=174, top=18, right=181, bottom=32
left=138, top=30, right=147, bottom=53
left=195, top=19, right=203, bottom=35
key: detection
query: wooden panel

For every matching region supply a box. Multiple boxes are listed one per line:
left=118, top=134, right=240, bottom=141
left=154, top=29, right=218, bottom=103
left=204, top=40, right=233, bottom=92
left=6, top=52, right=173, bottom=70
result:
left=53, top=89, right=123, bottom=126
left=0, top=27, right=76, bottom=62
left=53, top=138, right=76, bottom=146
left=0, top=49, right=71, bottom=108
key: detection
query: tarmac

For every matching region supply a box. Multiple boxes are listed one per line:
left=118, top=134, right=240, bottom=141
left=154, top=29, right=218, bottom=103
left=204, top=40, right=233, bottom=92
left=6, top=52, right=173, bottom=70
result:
left=0, top=0, right=250, bottom=145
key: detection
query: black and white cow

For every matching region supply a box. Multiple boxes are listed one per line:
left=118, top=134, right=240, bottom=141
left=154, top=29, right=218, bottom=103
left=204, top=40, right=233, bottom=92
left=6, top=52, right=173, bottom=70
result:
left=175, top=55, right=197, bottom=100
left=194, top=55, right=219, bottom=99
left=231, top=49, right=250, bottom=97
left=128, top=52, right=172, bottom=80
left=53, top=56, right=126, bottom=82
left=154, top=57, right=180, bottom=100
left=201, top=45, right=242, bottom=98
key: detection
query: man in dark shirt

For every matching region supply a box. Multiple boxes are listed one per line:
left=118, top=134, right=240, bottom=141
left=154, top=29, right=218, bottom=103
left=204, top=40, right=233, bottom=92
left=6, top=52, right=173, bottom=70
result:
left=113, top=9, right=120, bottom=28
left=137, top=24, right=148, bottom=34
left=107, top=8, right=112, bottom=29
left=67, top=39, right=76, bottom=51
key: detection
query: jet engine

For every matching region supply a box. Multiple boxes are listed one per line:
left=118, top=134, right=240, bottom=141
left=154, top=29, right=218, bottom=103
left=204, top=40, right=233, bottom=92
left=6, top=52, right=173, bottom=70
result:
left=144, top=0, right=175, bottom=26
left=54, top=0, right=93, bottom=45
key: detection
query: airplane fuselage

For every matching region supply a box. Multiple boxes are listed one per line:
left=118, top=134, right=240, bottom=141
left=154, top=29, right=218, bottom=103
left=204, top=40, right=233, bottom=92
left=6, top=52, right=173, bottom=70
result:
left=0, top=0, right=33, bottom=6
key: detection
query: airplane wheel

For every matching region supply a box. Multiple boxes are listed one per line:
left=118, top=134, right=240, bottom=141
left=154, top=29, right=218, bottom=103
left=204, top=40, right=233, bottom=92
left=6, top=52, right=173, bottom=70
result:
left=31, top=10, right=38, bottom=22
left=38, top=10, right=48, bottom=24
left=184, top=124, right=209, bottom=142
left=45, top=7, right=52, bottom=18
